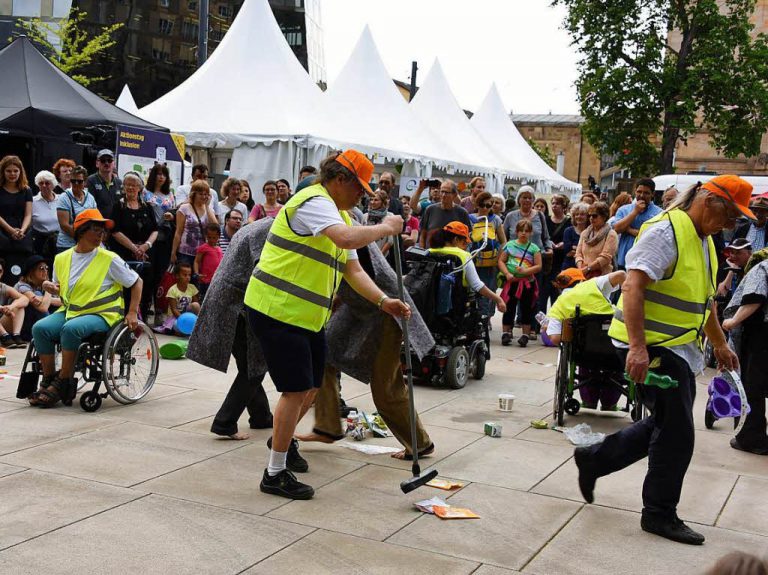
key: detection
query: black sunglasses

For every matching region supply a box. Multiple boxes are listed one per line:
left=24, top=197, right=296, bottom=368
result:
left=588, top=213, right=600, bottom=218
left=480, top=203, right=493, bottom=208
left=71, top=179, right=85, bottom=184
left=99, top=158, right=114, bottom=163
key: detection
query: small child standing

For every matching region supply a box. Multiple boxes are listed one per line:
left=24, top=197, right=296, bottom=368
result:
left=194, top=223, right=223, bottom=301
left=155, top=262, right=200, bottom=334
left=498, top=219, right=542, bottom=347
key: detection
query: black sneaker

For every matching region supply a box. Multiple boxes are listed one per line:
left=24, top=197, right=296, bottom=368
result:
left=11, top=335, right=26, bottom=348
left=640, top=515, right=705, bottom=545
left=339, top=399, right=356, bottom=419
left=730, top=437, right=768, bottom=455
left=574, top=446, right=597, bottom=504
left=259, top=469, right=314, bottom=500
left=501, top=332, right=512, bottom=346
left=517, top=334, right=529, bottom=348
left=0, top=334, right=12, bottom=348
left=267, top=437, right=309, bottom=473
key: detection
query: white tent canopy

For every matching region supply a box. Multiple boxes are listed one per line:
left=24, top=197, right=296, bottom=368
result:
left=317, top=27, right=489, bottom=173
left=115, top=84, right=139, bottom=115
left=410, top=59, right=533, bottom=183
left=138, top=0, right=328, bottom=148
left=471, top=84, right=581, bottom=193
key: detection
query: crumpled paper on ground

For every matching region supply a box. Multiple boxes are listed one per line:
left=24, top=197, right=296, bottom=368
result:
left=561, top=423, right=605, bottom=446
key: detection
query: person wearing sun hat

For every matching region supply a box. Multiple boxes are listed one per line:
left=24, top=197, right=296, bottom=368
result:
left=242, top=149, right=411, bottom=500
left=574, top=175, right=744, bottom=546
left=27, top=208, right=143, bottom=408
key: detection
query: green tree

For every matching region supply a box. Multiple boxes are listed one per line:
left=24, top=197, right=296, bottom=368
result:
left=552, top=0, right=768, bottom=175
left=527, top=138, right=556, bottom=168
left=13, top=8, right=123, bottom=88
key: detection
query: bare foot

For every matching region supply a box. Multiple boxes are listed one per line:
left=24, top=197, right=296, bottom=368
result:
left=222, top=431, right=249, bottom=440
left=391, top=444, right=435, bottom=460
left=391, top=449, right=409, bottom=460
left=295, top=432, right=335, bottom=444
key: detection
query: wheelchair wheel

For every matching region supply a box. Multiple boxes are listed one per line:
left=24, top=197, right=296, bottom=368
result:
left=469, top=342, right=486, bottom=380
left=703, top=338, right=717, bottom=369
left=564, top=398, right=581, bottom=416
left=553, top=346, right=569, bottom=426
left=102, top=321, right=159, bottom=404
left=80, top=390, right=102, bottom=412
left=445, top=347, right=469, bottom=389
left=630, top=401, right=646, bottom=422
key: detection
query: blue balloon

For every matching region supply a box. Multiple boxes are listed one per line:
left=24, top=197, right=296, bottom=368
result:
left=174, top=312, right=197, bottom=336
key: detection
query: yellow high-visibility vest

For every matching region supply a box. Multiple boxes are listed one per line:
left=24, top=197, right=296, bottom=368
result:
left=54, top=247, right=124, bottom=326
left=429, top=246, right=471, bottom=287
left=244, top=184, right=351, bottom=333
left=608, top=209, right=717, bottom=347
left=547, top=279, right=613, bottom=322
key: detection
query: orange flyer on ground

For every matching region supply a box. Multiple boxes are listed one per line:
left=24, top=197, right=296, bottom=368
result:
left=432, top=506, right=480, bottom=519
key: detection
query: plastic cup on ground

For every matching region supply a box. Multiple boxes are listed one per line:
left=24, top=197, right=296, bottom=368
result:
left=498, top=393, right=515, bottom=412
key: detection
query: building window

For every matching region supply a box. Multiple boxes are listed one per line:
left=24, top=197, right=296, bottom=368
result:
left=182, top=20, right=198, bottom=40
left=187, top=0, right=196, bottom=9
left=159, top=0, right=169, bottom=6
left=158, top=17, right=173, bottom=34
left=217, top=4, right=231, bottom=17
left=152, top=48, right=170, bottom=61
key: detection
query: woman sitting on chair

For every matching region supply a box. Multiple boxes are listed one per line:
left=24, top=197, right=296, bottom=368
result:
left=28, top=209, right=143, bottom=407
left=429, top=221, right=507, bottom=313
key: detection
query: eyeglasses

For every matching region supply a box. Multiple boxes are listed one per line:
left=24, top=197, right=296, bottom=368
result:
left=37, top=265, right=49, bottom=271
left=440, top=190, right=456, bottom=195
left=480, top=203, right=493, bottom=208
left=71, top=179, right=84, bottom=184
left=588, top=213, right=600, bottom=219
left=99, top=158, right=114, bottom=163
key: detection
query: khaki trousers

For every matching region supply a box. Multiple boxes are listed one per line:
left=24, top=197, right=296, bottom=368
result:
left=314, top=317, right=432, bottom=453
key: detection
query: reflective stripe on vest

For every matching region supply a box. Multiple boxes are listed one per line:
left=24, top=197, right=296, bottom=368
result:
left=54, top=247, right=124, bottom=326
left=608, top=209, right=717, bottom=347
left=547, top=279, right=613, bottom=322
left=428, top=246, right=470, bottom=287
left=244, top=184, right=351, bottom=333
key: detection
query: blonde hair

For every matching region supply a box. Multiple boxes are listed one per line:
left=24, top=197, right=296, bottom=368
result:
left=189, top=179, right=210, bottom=205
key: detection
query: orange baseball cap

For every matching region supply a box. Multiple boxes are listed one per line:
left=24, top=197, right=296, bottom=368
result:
left=443, top=221, right=470, bottom=241
left=553, top=268, right=586, bottom=289
left=702, top=175, right=755, bottom=220
left=335, top=149, right=374, bottom=196
left=73, top=208, right=114, bottom=231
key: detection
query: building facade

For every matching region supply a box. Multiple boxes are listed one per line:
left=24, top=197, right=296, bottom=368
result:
left=1, top=0, right=325, bottom=107
left=511, top=114, right=600, bottom=191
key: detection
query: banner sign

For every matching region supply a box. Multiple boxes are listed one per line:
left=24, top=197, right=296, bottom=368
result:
left=116, top=125, right=185, bottom=195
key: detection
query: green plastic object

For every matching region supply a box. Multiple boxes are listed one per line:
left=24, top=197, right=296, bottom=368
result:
left=624, top=370, right=678, bottom=389
left=159, top=339, right=189, bottom=360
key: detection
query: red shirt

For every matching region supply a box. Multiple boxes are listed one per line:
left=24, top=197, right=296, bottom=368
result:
left=196, top=243, right=223, bottom=284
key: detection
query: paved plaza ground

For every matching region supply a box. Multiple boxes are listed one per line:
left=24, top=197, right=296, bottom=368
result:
left=0, top=317, right=766, bottom=574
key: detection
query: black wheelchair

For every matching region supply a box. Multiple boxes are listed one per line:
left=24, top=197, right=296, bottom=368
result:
left=553, top=306, right=645, bottom=426
left=18, top=319, right=160, bottom=412
left=402, top=247, right=490, bottom=389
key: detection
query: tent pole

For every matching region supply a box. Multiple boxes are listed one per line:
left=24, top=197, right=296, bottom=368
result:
left=197, top=0, right=209, bottom=67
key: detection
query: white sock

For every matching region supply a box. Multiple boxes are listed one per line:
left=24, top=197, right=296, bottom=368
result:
left=267, top=449, right=287, bottom=476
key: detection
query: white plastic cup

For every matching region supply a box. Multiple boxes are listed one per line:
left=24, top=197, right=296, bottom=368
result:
left=498, top=393, right=515, bottom=412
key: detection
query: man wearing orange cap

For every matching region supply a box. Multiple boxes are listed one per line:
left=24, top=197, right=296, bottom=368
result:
left=243, top=150, right=410, bottom=500
left=28, top=209, right=142, bottom=407
left=575, top=175, right=743, bottom=545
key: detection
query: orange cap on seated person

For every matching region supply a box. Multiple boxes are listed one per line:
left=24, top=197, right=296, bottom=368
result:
left=553, top=268, right=586, bottom=289
left=443, top=221, right=471, bottom=241
left=335, top=150, right=374, bottom=196
left=701, top=175, right=755, bottom=220
left=73, top=208, right=114, bottom=231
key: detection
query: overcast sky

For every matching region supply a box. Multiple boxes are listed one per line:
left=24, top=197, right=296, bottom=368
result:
left=321, top=0, right=581, bottom=116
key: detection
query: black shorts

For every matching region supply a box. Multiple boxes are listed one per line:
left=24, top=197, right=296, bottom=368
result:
left=247, top=308, right=326, bottom=393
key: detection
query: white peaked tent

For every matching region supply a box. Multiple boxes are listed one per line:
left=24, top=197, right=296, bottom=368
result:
left=115, top=85, right=139, bottom=115
left=317, top=27, right=488, bottom=173
left=410, top=59, right=535, bottom=192
left=471, top=85, right=582, bottom=193
left=138, top=0, right=327, bottom=148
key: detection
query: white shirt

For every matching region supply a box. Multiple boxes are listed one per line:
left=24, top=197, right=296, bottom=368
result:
left=32, top=193, right=61, bottom=234
left=53, top=248, right=139, bottom=293
left=289, top=196, right=358, bottom=260
left=175, top=183, right=219, bottom=214
left=217, top=200, right=248, bottom=222
left=611, top=220, right=708, bottom=373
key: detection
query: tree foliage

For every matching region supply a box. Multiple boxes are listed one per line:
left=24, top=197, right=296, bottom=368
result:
left=13, top=8, right=123, bottom=88
left=552, top=0, right=768, bottom=175
left=527, top=138, right=557, bottom=168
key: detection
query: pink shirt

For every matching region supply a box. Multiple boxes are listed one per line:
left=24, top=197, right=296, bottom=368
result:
left=196, top=243, right=223, bottom=284
left=404, top=215, right=420, bottom=234
left=250, top=203, right=283, bottom=220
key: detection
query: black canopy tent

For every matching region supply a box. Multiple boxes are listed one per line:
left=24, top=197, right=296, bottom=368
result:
left=0, top=36, right=168, bottom=174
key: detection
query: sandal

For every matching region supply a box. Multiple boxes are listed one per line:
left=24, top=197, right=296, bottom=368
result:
left=392, top=443, right=435, bottom=461
left=28, top=374, right=57, bottom=406
left=35, top=377, right=75, bottom=408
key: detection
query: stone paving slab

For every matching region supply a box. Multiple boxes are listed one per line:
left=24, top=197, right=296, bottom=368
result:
left=436, top=436, right=573, bottom=491
left=0, top=470, right=142, bottom=550
left=456, top=375, right=556, bottom=407
left=388, top=482, right=581, bottom=570
left=420, top=396, right=552, bottom=436
left=242, top=529, right=479, bottom=574
left=717, top=475, right=768, bottom=537
left=532, top=459, right=739, bottom=526
left=0, top=462, right=25, bottom=478
left=95, top=389, right=228, bottom=428
left=266, top=464, right=425, bottom=541
left=0, top=421, right=243, bottom=487
left=134, top=449, right=365, bottom=515
left=0, top=494, right=313, bottom=575
left=523, top=506, right=768, bottom=575
left=474, top=566, right=521, bottom=574
left=0, top=408, right=122, bottom=456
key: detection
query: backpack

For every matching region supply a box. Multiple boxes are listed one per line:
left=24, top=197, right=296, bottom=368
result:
left=470, top=216, right=500, bottom=267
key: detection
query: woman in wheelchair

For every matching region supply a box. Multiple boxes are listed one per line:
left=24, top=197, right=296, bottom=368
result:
left=28, top=209, right=143, bottom=407
left=429, top=221, right=507, bottom=313
left=545, top=267, right=626, bottom=410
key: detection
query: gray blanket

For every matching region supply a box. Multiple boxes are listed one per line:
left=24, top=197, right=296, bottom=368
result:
left=326, top=242, right=434, bottom=384
left=186, top=218, right=273, bottom=378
